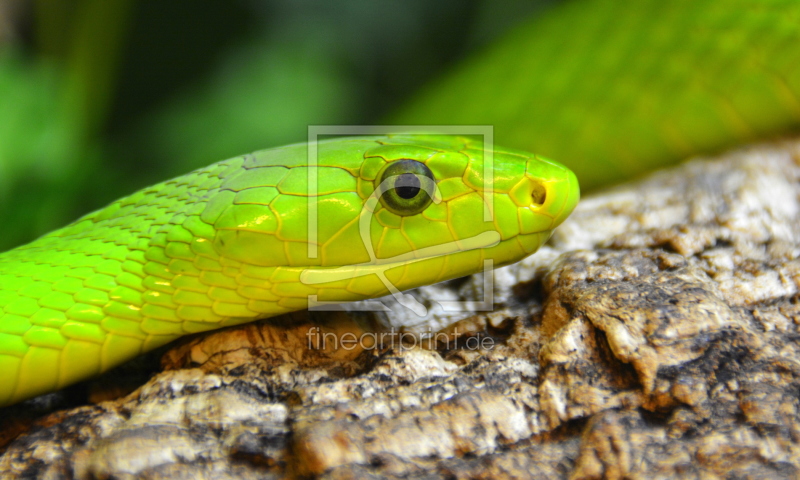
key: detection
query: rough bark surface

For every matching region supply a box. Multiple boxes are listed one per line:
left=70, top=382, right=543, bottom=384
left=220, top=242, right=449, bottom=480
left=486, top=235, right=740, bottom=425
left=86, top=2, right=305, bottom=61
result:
left=2, top=140, right=800, bottom=479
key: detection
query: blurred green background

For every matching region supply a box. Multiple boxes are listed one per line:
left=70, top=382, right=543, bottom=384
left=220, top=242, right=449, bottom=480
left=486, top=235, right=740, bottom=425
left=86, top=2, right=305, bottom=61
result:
left=8, top=1, right=798, bottom=254
left=0, top=0, right=552, bottom=252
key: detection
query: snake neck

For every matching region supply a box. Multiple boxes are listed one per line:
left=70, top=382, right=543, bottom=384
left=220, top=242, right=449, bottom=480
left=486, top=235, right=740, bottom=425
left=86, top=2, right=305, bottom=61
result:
left=0, top=159, right=301, bottom=383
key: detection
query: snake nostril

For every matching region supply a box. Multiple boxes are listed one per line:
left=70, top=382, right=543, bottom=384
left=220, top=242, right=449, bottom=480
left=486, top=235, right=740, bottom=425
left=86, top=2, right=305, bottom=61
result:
left=531, top=182, right=546, bottom=206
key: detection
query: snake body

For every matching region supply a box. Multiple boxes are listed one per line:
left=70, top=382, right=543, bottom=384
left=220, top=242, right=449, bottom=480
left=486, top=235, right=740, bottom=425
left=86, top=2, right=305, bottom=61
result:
left=0, top=134, right=578, bottom=407
left=395, top=0, right=800, bottom=191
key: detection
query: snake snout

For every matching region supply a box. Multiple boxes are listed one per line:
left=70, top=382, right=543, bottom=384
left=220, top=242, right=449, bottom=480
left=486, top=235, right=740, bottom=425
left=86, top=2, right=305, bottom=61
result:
left=521, top=155, right=579, bottom=228
left=515, top=166, right=579, bottom=236
left=545, top=168, right=580, bottom=228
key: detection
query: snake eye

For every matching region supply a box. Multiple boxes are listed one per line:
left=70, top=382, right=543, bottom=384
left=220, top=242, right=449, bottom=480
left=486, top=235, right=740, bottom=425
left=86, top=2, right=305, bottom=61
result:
left=375, top=159, right=435, bottom=216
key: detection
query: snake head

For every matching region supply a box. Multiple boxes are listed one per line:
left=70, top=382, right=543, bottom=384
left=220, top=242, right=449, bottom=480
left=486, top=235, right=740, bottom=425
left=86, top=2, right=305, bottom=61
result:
left=202, top=134, right=578, bottom=309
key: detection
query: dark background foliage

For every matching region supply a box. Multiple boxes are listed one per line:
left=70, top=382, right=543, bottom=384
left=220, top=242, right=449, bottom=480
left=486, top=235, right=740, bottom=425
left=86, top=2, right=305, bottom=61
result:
left=0, top=0, right=551, bottom=251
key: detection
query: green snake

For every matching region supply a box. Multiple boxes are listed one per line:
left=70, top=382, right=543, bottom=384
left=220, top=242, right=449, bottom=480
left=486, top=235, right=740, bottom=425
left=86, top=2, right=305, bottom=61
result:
left=0, top=134, right=579, bottom=407
left=5, top=0, right=800, bottom=408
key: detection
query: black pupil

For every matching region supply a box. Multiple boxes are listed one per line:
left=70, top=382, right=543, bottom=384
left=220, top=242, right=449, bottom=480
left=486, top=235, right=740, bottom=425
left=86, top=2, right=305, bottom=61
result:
left=394, top=173, right=421, bottom=199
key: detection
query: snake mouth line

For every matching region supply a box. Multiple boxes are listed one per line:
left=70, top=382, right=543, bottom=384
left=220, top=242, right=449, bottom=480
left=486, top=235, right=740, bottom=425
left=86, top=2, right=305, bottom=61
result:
left=298, top=230, right=501, bottom=285
left=300, top=230, right=501, bottom=317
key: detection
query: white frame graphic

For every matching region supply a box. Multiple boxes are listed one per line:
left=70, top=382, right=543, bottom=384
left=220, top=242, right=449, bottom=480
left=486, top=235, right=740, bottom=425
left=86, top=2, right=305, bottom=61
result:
left=303, top=125, right=497, bottom=316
